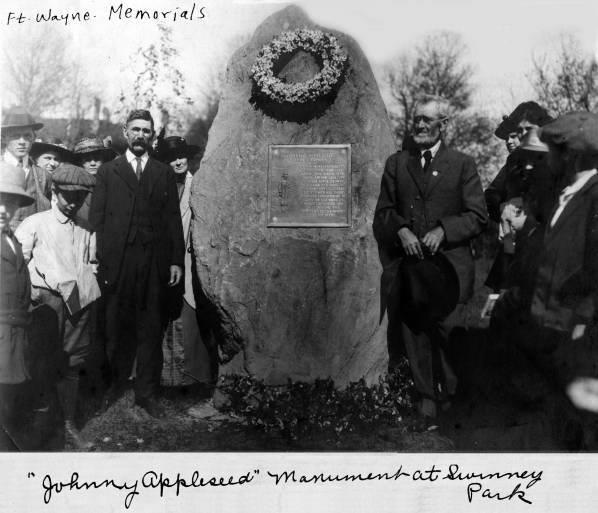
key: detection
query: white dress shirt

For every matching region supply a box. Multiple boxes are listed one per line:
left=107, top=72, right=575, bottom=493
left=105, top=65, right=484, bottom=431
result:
left=125, top=149, right=149, bottom=174
left=3, top=151, right=31, bottom=177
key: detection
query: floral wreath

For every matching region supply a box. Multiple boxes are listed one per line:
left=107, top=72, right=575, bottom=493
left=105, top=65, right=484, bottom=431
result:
left=251, top=28, right=348, bottom=104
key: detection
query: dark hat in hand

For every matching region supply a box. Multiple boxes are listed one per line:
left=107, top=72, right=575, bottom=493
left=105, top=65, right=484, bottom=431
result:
left=538, top=111, right=598, bottom=154
left=1, top=106, right=44, bottom=131
left=155, top=136, right=199, bottom=164
left=52, top=163, right=95, bottom=192
left=399, top=251, right=460, bottom=332
left=30, top=137, right=74, bottom=163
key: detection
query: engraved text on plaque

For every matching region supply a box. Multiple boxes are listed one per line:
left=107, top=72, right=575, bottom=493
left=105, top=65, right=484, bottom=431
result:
left=267, top=144, right=351, bottom=227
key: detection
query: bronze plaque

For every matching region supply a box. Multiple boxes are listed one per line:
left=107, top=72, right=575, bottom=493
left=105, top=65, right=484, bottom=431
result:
left=267, top=144, right=351, bottom=227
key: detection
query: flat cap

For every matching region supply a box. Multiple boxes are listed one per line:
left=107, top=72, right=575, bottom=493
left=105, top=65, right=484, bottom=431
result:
left=538, top=111, right=598, bottom=154
left=52, top=163, right=96, bottom=191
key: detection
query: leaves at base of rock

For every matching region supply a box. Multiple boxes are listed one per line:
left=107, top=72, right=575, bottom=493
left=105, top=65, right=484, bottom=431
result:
left=218, top=361, right=416, bottom=443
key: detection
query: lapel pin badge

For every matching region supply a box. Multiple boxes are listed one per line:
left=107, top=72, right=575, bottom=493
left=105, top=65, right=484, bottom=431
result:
left=432, top=170, right=439, bottom=176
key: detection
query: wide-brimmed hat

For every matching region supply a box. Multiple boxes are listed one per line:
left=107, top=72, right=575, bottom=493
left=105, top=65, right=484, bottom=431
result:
left=52, top=163, right=95, bottom=192
left=0, top=162, right=35, bottom=206
left=72, top=136, right=118, bottom=163
left=494, top=115, right=518, bottom=140
left=30, top=137, right=74, bottom=163
left=155, top=136, right=199, bottom=164
left=495, top=101, right=552, bottom=140
left=538, top=111, right=598, bottom=154
left=399, top=251, right=460, bottom=333
left=1, top=106, right=43, bottom=131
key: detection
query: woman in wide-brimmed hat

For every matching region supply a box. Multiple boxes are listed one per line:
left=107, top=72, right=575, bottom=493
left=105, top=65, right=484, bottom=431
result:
left=72, top=136, right=118, bottom=176
left=154, top=136, right=215, bottom=397
left=30, top=137, right=74, bottom=175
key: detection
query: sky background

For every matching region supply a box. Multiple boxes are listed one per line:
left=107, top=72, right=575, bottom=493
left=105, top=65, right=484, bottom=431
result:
left=2, top=0, right=598, bottom=119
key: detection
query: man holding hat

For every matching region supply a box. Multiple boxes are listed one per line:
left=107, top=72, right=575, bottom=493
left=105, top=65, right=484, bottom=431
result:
left=15, top=163, right=100, bottom=450
left=90, top=109, right=184, bottom=418
left=373, top=96, right=487, bottom=419
left=0, top=162, right=35, bottom=450
left=1, top=106, right=52, bottom=229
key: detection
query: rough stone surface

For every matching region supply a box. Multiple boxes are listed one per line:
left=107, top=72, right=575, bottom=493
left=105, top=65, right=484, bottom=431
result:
left=191, top=5, right=396, bottom=385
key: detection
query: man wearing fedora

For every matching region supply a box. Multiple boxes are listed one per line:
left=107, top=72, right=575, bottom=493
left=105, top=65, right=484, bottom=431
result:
left=90, top=110, right=184, bottom=417
left=0, top=162, right=35, bottom=450
left=373, top=96, right=487, bottom=419
left=1, top=106, right=52, bottom=229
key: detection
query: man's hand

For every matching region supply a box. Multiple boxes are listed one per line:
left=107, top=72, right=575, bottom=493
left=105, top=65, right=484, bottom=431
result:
left=398, top=227, right=423, bottom=259
left=168, top=265, right=183, bottom=287
left=421, top=226, right=445, bottom=255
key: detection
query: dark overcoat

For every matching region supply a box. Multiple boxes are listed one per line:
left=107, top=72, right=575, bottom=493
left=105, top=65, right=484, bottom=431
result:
left=89, top=155, right=185, bottom=290
left=531, top=174, right=598, bottom=332
left=373, top=143, right=488, bottom=318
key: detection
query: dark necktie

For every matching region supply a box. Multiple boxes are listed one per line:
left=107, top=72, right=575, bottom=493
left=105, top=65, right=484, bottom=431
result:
left=135, top=157, right=142, bottom=181
left=423, top=150, right=432, bottom=173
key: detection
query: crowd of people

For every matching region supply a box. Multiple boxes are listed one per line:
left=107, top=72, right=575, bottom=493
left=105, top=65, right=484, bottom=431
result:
left=3, top=96, right=598, bottom=452
left=374, top=97, right=598, bottom=449
left=0, top=106, right=215, bottom=451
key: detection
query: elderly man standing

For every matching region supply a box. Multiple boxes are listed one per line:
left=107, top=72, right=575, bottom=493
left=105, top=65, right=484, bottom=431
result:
left=373, top=96, right=487, bottom=419
left=90, top=110, right=184, bottom=417
left=1, top=107, right=51, bottom=228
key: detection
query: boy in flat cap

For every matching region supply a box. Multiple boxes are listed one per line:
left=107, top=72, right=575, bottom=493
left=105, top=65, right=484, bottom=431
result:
left=1, top=106, right=52, bottom=229
left=15, top=163, right=100, bottom=450
left=0, top=162, right=35, bottom=450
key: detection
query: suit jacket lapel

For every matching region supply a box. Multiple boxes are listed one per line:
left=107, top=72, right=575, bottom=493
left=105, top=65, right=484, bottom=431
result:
left=114, top=156, right=139, bottom=191
left=424, top=143, right=449, bottom=195
left=142, top=158, right=162, bottom=198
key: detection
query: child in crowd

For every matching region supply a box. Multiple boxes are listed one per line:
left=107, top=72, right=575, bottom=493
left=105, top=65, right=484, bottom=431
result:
left=16, top=163, right=100, bottom=450
left=0, top=162, right=34, bottom=450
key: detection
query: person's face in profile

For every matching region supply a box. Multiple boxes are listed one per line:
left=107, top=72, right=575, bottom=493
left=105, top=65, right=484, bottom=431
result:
left=123, top=119, right=154, bottom=156
left=506, top=132, right=520, bottom=154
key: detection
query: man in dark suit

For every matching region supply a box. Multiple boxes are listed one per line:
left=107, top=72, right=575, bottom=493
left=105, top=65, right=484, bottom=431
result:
left=90, top=109, right=185, bottom=417
left=373, top=96, right=487, bottom=419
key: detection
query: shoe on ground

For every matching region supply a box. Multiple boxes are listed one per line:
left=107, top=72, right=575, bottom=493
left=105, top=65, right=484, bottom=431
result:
left=64, top=421, right=94, bottom=451
left=135, top=397, right=165, bottom=418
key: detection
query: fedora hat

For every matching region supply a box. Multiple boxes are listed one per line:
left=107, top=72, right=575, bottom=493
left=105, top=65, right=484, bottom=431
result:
left=1, top=106, right=43, bottom=131
left=155, top=136, right=199, bottom=164
left=398, top=251, right=460, bottom=333
left=30, top=137, right=74, bottom=163
left=0, top=162, right=35, bottom=206
left=72, top=136, right=118, bottom=163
